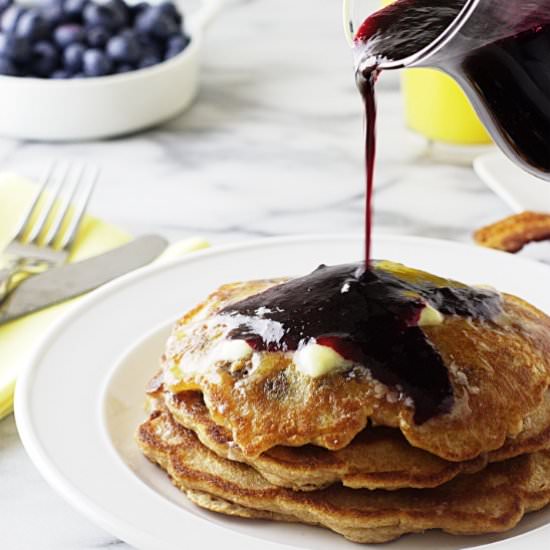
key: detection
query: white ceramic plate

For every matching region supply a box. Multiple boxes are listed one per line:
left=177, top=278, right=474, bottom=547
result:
left=15, top=235, right=550, bottom=550
left=474, top=152, right=550, bottom=213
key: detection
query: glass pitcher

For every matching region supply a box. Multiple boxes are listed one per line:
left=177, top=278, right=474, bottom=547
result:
left=344, top=0, right=550, bottom=180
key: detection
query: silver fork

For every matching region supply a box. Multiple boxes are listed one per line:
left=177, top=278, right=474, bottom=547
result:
left=0, top=162, right=99, bottom=303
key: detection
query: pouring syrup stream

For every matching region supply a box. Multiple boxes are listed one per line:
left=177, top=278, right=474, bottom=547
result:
left=358, top=71, right=377, bottom=267
left=353, top=0, right=467, bottom=267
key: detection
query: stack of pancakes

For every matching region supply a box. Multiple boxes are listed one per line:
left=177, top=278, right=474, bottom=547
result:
left=137, top=266, right=550, bottom=543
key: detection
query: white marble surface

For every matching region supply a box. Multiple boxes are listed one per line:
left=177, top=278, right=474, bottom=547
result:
left=0, top=0, right=541, bottom=548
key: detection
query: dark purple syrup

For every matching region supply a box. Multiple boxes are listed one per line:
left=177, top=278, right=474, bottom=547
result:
left=453, top=18, right=550, bottom=176
left=354, top=0, right=550, bottom=181
left=358, top=71, right=377, bottom=265
left=221, top=262, right=502, bottom=424
left=354, top=0, right=467, bottom=65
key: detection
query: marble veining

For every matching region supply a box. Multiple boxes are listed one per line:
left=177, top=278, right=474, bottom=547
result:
left=0, top=0, right=545, bottom=548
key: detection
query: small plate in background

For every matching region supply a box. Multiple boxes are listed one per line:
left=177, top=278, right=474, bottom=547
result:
left=474, top=152, right=550, bottom=213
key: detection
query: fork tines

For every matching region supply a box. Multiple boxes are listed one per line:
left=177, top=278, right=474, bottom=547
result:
left=15, top=161, right=99, bottom=252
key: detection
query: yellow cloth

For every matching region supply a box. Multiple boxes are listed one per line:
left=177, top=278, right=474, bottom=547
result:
left=0, top=174, right=208, bottom=419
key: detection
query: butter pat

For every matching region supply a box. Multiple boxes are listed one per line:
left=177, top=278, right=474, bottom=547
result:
left=213, top=340, right=253, bottom=363
left=294, top=343, right=352, bottom=378
left=165, top=339, right=253, bottom=388
left=418, top=304, right=444, bottom=327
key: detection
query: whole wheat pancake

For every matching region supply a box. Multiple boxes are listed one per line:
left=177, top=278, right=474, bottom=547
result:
left=151, top=388, right=550, bottom=491
left=137, top=409, right=550, bottom=544
left=155, top=389, right=485, bottom=491
left=159, top=261, right=550, bottom=461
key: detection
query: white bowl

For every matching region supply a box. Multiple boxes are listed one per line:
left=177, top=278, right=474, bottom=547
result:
left=0, top=0, right=223, bottom=141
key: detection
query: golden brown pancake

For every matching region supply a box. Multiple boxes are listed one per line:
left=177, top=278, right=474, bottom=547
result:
left=155, top=389, right=485, bottom=491
left=151, top=388, right=550, bottom=491
left=159, top=264, right=550, bottom=462
left=137, top=409, right=550, bottom=544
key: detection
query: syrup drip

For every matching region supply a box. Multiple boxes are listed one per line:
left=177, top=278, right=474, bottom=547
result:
left=354, top=0, right=467, bottom=266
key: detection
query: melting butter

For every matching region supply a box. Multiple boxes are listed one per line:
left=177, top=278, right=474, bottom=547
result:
left=294, top=343, right=352, bottom=378
left=163, top=336, right=253, bottom=390
left=418, top=304, right=444, bottom=327
left=213, top=340, right=253, bottom=362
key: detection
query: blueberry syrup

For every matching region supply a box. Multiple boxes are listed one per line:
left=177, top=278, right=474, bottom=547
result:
left=454, top=16, right=550, bottom=176
left=354, top=0, right=550, bottom=179
left=357, top=70, right=377, bottom=266
left=221, top=262, right=502, bottom=424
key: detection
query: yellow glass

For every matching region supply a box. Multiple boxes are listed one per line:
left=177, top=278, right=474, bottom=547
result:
left=382, top=0, right=492, bottom=145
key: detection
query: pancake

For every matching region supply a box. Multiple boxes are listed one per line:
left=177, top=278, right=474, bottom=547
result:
left=159, top=261, right=550, bottom=461
left=151, top=388, right=550, bottom=491
left=155, top=389, right=486, bottom=491
left=137, top=409, right=550, bottom=544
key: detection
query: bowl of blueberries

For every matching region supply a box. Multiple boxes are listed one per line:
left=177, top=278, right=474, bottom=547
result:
left=0, top=0, right=222, bottom=140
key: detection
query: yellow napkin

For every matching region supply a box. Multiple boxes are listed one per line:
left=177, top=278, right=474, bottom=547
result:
left=0, top=174, right=208, bottom=419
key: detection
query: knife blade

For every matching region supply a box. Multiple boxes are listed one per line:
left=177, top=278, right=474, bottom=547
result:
left=0, top=234, right=168, bottom=325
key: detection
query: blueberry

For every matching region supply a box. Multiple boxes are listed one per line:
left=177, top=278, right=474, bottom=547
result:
left=119, top=27, right=137, bottom=39
left=71, top=71, right=84, bottom=77
left=0, top=32, right=31, bottom=63
left=86, top=25, right=110, bottom=47
left=83, top=2, right=124, bottom=31
left=167, top=34, right=188, bottom=50
left=51, top=68, right=71, bottom=78
left=0, top=55, right=16, bottom=75
left=135, top=32, right=161, bottom=54
left=0, top=0, right=12, bottom=15
left=135, top=7, right=179, bottom=39
left=82, top=47, right=112, bottom=76
left=106, top=0, right=129, bottom=27
left=106, top=33, right=140, bottom=63
left=54, top=23, right=85, bottom=48
left=1, top=5, right=25, bottom=33
left=41, top=4, right=66, bottom=28
left=141, top=43, right=161, bottom=60
left=16, top=11, right=49, bottom=41
left=130, top=2, right=147, bottom=20
left=115, top=62, right=132, bottom=73
left=31, top=41, right=59, bottom=77
left=63, top=0, right=88, bottom=20
left=63, top=41, right=84, bottom=71
left=157, top=2, right=182, bottom=25
left=135, top=31, right=155, bottom=46
left=137, top=54, right=159, bottom=69
left=164, top=33, right=188, bottom=59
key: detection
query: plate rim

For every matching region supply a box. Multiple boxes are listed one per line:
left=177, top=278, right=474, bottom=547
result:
left=473, top=152, right=550, bottom=214
left=14, top=233, right=550, bottom=550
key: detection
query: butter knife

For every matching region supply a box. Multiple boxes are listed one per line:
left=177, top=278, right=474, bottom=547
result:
left=0, top=234, right=168, bottom=325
